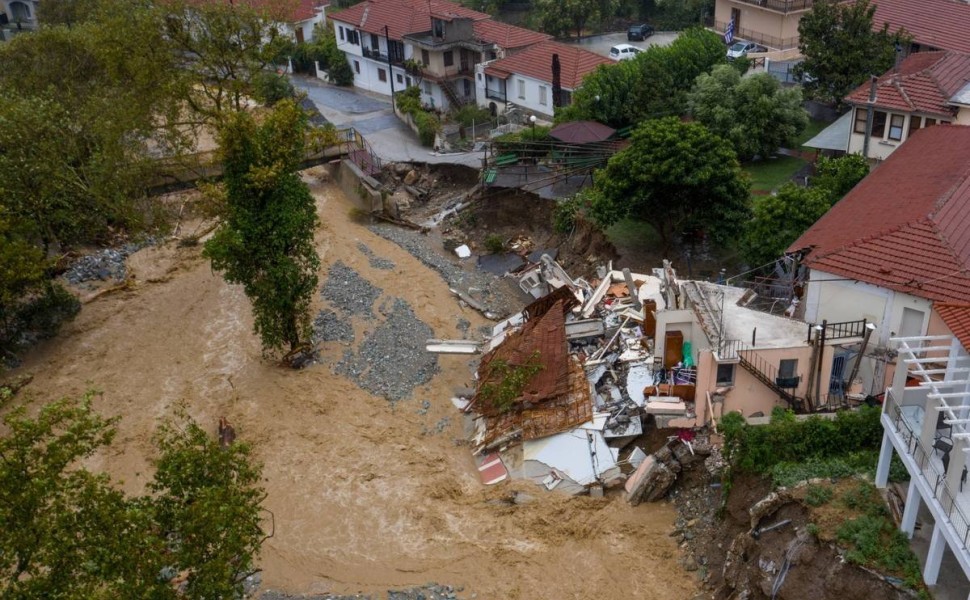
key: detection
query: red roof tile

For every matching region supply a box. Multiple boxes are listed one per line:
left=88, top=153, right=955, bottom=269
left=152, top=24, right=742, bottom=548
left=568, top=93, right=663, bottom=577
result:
left=936, top=303, right=970, bottom=351
left=871, top=0, right=970, bottom=54
left=845, top=51, right=970, bottom=117
left=788, top=124, right=970, bottom=303
left=329, top=0, right=488, bottom=40
left=483, top=41, right=610, bottom=90
left=471, top=19, right=551, bottom=50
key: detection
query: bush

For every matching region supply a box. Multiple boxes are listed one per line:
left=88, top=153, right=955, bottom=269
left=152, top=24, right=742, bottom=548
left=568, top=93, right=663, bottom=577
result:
left=805, top=484, right=834, bottom=506
left=396, top=86, right=440, bottom=147
left=452, top=104, right=491, bottom=128
left=252, top=71, right=295, bottom=106
left=484, top=234, right=505, bottom=253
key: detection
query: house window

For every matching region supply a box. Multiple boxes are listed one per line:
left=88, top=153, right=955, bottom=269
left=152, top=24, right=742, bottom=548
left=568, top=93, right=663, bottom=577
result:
left=444, top=51, right=454, bottom=67
left=432, top=18, right=444, bottom=38
left=908, top=115, right=922, bottom=138
left=348, top=30, right=360, bottom=45
left=888, top=114, right=904, bottom=141
left=396, top=73, right=404, bottom=84
left=423, top=81, right=432, bottom=94
left=421, top=49, right=430, bottom=66
left=872, top=110, right=888, bottom=138
left=353, top=60, right=360, bottom=74
left=339, top=26, right=345, bottom=41
left=853, top=108, right=867, bottom=134
left=778, top=359, right=798, bottom=379
left=925, top=118, right=937, bottom=127
left=371, top=34, right=380, bottom=51
left=716, top=363, right=735, bottom=386
left=406, top=76, right=412, bottom=87
left=517, top=79, right=525, bottom=99
left=539, top=85, right=547, bottom=106
left=378, top=68, right=387, bottom=82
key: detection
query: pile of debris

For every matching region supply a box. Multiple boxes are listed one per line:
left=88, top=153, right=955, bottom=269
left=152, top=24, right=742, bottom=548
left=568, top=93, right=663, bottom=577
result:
left=429, top=256, right=704, bottom=497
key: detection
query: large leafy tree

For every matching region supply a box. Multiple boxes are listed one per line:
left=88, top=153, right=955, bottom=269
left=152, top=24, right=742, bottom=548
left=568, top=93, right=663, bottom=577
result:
left=531, top=0, right=617, bottom=38
left=559, top=28, right=726, bottom=127
left=0, top=0, right=187, bottom=250
left=165, top=0, right=293, bottom=122
left=797, top=0, right=909, bottom=104
left=204, top=100, right=320, bottom=356
left=742, top=184, right=832, bottom=268
left=689, top=64, right=808, bottom=160
left=812, top=153, right=870, bottom=199
left=0, top=392, right=266, bottom=599
left=588, top=117, right=750, bottom=249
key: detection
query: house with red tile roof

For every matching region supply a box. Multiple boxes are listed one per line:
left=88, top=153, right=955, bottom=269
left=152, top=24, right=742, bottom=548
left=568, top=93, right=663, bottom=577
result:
left=870, top=0, right=970, bottom=54
left=842, top=51, right=970, bottom=160
left=477, top=41, right=610, bottom=119
left=191, top=0, right=330, bottom=43
left=328, top=0, right=550, bottom=110
left=788, top=124, right=970, bottom=393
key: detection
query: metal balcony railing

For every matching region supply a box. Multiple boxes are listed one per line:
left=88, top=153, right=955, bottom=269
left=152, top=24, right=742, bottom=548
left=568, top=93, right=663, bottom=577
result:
left=885, top=389, right=970, bottom=551
left=729, top=0, right=814, bottom=13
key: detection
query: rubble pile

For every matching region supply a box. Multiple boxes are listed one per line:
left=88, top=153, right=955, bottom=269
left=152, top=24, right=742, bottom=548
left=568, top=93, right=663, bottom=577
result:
left=63, top=238, right=158, bottom=286
left=321, top=261, right=383, bottom=317
left=356, top=242, right=396, bottom=271
left=257, top=583, right=466, bottom=600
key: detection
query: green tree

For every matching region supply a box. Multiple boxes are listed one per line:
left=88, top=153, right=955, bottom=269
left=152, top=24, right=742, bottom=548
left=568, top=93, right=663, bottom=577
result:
left=812, top=153, right=869, bottom=199
left=589, top=118, right=750, bottom=249
left=0, top=210, right=47, bottom=341
left=203, top=100, right=320, bottom=356
left=742, top=183, right=831, bottom=267
left=689, top=64, right=808, bottom=160
left=797, top=0, right=909, bottom=104
left=531, top=0, right=611, bottom=38
left=0, top=392, right=266, bottom=599
left=164, top=0, right=293, bottom=121
left=559, top=28, right=726, bottom=127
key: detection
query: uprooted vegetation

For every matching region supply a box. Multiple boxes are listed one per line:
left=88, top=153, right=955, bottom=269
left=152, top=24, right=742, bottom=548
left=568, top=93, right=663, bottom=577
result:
left=685, top=408, right=926, bottom=599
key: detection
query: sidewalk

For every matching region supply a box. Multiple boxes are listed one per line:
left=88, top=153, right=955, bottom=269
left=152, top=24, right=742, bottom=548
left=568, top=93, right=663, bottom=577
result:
left=291, top=75, right=484, bottom=167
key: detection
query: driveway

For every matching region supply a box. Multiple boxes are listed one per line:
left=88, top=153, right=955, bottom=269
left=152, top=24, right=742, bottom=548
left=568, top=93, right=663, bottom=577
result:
left=292, top=75, right=483, bottom=167
left=567, top=31, right=679, bottom=59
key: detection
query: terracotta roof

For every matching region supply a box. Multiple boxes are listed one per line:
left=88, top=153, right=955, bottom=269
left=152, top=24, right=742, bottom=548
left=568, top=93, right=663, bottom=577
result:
left=936, top=303, right=970, bottom=351
left=471, top=20, right=551, bottom=50
left=483, top=41, right=610, bottom=90
left=329, top=0, right=488, bottom=40
left=788, top=124, right=970, bottom=303
left=871, top=0, right=970, bottom=54
left=549, top=120, right=616, bottom=143
left=844, top=51, right=970, bottom=117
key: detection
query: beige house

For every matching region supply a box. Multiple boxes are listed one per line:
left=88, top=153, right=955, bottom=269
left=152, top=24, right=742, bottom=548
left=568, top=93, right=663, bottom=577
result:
left=712, top=0, right=814, bottom=50
left=842, top=51, right=970, bottom=161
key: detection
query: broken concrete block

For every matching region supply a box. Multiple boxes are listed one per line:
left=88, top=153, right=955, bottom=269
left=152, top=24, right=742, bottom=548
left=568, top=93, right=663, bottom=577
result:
left=748, top=491, right=793, bottom=531
left=624, top=455, right=677, bottom=505
left=403, top=169, right=419, bottom=185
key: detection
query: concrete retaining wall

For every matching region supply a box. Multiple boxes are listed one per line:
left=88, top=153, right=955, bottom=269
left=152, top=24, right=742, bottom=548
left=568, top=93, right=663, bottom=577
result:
left=332, top=159, right=383, bottom=213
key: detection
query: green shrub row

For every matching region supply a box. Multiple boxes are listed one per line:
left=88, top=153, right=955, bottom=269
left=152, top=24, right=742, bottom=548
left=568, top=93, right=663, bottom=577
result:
left=396, top=86, right=440, bottom=147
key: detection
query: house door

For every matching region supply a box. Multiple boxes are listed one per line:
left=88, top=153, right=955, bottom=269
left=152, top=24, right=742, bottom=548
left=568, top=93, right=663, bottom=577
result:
left=899, top=307, right=925, bottom=339
left=730, top=8, right=741, bottom=32
left=295, top=27, right=305, bottom=44
left=829, top=351, right=848, bottom=397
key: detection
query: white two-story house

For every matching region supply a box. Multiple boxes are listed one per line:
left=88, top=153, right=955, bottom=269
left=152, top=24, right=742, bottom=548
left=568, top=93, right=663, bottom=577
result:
left=329, top=0, right=548, bottom=110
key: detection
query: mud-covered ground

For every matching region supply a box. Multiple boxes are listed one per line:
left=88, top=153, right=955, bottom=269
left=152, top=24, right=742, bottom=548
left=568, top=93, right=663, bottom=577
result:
left=8, top=168, right=697, bottom=600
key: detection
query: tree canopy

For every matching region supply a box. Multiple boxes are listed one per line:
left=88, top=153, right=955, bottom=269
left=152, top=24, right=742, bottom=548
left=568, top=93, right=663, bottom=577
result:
left=797, top=0, right=909, bottom=104
left=689, top=64, right=808, bottom=160
left=203, top=100, right=321, bottom=356
left=0, top=392, right=266, bottom=599
left=559, top=28, right=726, bottom=128
left=530, top=0, right=618, bottom=38
left=587, top=117, right=751, bottom=249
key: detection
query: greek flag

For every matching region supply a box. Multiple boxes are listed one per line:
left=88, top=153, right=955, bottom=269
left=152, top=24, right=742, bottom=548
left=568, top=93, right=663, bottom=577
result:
left=724, top=18, right=735, bottom=45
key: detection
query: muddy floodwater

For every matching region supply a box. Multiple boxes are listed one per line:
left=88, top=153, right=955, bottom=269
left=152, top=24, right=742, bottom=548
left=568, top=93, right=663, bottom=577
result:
left=12, top=171, right=697, bottom=599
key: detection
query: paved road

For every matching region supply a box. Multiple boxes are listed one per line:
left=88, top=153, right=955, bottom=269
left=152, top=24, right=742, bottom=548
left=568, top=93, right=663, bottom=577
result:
left=292, top=75, right=484, bottom=167
left=567, top=31, right=679, bottom=58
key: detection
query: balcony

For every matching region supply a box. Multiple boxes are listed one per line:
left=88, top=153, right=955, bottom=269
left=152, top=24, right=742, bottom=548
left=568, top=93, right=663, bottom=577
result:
left=884, top=388, right=970, bottom=550
left=714, top=19, right=799, bottom=50
left=729, top=0, right=814, bottom=13
left=362, top=47, right=405, bottom=65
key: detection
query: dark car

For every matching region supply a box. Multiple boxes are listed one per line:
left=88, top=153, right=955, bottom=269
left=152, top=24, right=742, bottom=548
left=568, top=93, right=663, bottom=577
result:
left=627, top=24, right=654, bottom=41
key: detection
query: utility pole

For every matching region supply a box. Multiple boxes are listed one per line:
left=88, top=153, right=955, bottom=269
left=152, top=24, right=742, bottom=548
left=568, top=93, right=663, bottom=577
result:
left=862, top=75, right=877, bottom=159
left=385, top=25, right=396, bottom=110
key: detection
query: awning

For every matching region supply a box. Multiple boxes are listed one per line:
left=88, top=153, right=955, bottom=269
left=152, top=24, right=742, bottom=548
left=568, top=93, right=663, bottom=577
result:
left=803, top=111, right=852, bottom=152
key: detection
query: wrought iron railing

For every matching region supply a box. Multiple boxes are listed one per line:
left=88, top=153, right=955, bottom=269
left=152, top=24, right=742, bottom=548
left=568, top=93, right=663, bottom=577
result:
left=714, top=20, right=799, bottom=50
left=728, top=0, right=814, bottom=13
left=885, top=389, right=970, bottom=549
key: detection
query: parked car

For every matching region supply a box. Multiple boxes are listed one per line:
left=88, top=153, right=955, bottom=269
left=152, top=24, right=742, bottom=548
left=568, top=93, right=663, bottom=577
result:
left=627, top=24, right=654, bottom=41
left=609, top=44, right=642, bottom=61
left=726, top=41, right=766, bottom=60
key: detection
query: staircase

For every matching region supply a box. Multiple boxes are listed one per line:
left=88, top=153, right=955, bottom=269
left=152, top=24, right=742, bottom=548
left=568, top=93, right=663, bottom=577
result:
left=722, top=340, right=803, bottom=412
left=439, top=79, right=467, bottom=110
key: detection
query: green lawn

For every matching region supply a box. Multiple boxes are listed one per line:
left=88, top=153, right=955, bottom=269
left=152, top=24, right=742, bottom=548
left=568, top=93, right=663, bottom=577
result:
left=794, top=118, right=829, bottom=149
left=744, top=155, right=807, bottom=193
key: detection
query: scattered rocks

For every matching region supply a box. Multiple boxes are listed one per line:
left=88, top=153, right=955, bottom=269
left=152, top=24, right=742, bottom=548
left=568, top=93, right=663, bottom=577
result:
left=257, top=584, right=465, bottom=600
left=367, top=224, right=522, bottom=318
left=321, top=261, right=382, bottom=317
left=356, top=242, right=395, bottom=271
left=312, top=309, right=354, bottom=344
left=336, top=297, right=437, bottom=402
left=63, top=239, right=158, bottom=285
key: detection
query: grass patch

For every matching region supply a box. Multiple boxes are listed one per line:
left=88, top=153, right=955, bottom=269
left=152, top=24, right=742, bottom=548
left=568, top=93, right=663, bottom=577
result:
left=744, top=155, right=807, bottom=193
left=605, top=218, right=662, bottom=249
left=795, top=118, right=829, bottom=149
left=805, top=484, right=834, bottom=507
